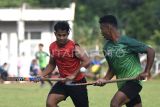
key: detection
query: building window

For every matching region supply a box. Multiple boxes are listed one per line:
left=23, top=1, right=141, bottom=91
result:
left=25, top=32, right=41, bottom=40
left=24, top=32, right=29, bottom=40
left=31, top=32, right=41, bottom=39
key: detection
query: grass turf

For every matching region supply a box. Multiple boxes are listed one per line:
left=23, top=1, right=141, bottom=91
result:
left=0, top=79, right=160, bottom=107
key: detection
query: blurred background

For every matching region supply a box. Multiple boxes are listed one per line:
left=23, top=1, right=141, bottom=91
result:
left=0, top=0, right=160, bottom=107
left=0, top=0, right=160, bottom=79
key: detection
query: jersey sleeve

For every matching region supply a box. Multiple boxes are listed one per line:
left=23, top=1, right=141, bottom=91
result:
left=124, top=36, right=149, bottom=53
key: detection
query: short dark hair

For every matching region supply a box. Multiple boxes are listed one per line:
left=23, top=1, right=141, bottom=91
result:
left=54, top=21, right=70, bottom=32
left=99, top=15, right=118, bottom=28
left=39, top=43, right=44, bottom=47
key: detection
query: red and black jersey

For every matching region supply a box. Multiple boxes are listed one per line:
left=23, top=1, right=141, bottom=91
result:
left=49, top=40, right=84, bottom=81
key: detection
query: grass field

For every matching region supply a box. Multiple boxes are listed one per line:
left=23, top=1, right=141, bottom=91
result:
left=0, top=79, right=160, bottom=107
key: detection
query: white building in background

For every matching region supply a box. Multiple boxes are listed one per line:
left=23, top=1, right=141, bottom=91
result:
left=0, top=3, right=75, bottom=76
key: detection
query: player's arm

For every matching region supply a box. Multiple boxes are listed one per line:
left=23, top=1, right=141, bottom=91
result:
left=124, top=37, right=155, bottom=79
left=66, top=45, right=90, bottom=80
left=95, top=66, right=114, bottom=86
left=40, top=56, right=56, bottom=77
left=138, top=47, right=155, bottom=80
left=103, top=67, right=114, bottom=80
left=75, top=45, right=90, bottom=68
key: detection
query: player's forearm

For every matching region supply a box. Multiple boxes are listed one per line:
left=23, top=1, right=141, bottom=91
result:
left=41, top=64, right=55, bottom=77
left=81, top=59, right=91, bottom=69
left=144, top=47, right=155, bottom=73
left=103, top=68, right=114, bottom=80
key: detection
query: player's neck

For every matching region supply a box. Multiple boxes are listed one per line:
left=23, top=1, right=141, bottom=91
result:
left=57, top=39, right=69, bottom=48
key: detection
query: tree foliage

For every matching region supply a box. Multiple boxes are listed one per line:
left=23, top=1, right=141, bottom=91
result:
left=0, top=0, right=159, bottom=50
left=74, top=0, right=160, bottom=50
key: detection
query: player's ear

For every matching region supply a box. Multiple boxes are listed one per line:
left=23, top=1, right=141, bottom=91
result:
left=54, top=32, right=57, bottom=36
left=67, top=31, right=70, bottom=36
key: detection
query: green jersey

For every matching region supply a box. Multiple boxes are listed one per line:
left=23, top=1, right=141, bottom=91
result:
left=103, top=36, right=149, bottom=89
left=35, top=51, right=49, bottom=69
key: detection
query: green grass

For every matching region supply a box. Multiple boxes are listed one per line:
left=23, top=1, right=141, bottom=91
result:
left=0, top=80, right=160, bottom=107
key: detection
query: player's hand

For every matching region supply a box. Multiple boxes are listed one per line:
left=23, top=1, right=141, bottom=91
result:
left=137, top=72, right=149, bottom=80
left=94, top=78, right=107, bottom=86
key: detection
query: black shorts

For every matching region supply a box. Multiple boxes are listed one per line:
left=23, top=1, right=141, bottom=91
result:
left=119, top=81, right=142, bottom=107
left=49, top=78, right=89, bottom=107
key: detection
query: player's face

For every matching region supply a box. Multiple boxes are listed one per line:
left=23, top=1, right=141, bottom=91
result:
left=55, top=29, right=69, bottom=46
left=100, top=23, right=112, bottom=40
left=39, top=46, right=43, bottom=51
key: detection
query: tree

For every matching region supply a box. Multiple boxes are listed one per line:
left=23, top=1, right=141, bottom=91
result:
left=0, top=0, right=159, bottom=50
left=74, top=0, right=160, bottom=50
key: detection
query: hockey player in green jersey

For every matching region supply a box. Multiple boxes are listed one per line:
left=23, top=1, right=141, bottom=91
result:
left=95, top=15, right=155, bottom=107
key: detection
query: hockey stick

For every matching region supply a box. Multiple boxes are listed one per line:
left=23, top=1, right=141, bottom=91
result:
left=67, top=77, right=137, bottom=86
left=6, top=77, right=66, bottom=81
left=0, top=71, right=66, bottom=81
left=1, top=76, right=65, bottom=82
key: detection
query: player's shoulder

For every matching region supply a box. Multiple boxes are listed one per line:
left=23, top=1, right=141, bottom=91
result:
left=68, top=39, right=77, bottom=44
left=120, top=35, right=136, bottom=41
left=35, top=51, right=40, bottom=55
left=68, top=40, right=80, bottom=47
left=50, top=41, right=56, bottom=46
left=118, top=35, right=134, bottom=44
left=49, top=41, right=57, bottom=48
left=120, top=35, right=129, bottom=40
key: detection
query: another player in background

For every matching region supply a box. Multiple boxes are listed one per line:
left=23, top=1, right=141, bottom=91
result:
left=35, top=43, right=53, bottom=87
